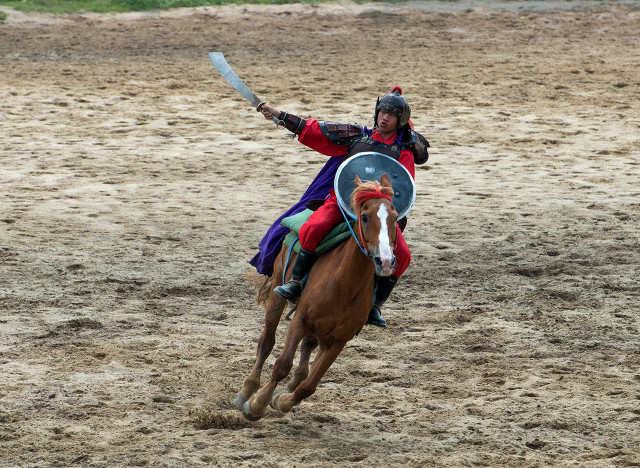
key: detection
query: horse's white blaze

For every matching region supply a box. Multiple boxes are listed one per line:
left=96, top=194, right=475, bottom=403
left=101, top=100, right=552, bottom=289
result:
left=377, top=204, right=393, bottom=271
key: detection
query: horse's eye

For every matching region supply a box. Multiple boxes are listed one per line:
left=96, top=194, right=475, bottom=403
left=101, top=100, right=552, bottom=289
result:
left=360, top=213, right=368, bottom=224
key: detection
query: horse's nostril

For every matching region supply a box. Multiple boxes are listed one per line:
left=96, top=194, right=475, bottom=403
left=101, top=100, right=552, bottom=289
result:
left=374, top=257, right=383, bottom=268
left=391, top=256, right=396, bottom=268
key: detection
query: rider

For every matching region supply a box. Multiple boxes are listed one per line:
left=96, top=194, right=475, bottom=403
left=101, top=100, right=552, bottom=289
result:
left=255, top=87, right=429, bottom=327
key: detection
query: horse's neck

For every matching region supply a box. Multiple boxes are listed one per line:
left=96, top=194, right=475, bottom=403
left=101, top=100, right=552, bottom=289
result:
left=334, top=229, right=375, bottom=283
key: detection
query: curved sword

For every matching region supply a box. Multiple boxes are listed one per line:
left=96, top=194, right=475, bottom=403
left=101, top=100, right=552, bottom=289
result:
left=208, top=52, right=282, bottom=125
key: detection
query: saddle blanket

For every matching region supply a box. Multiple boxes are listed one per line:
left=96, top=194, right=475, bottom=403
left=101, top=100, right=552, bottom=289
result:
left=281, top=209, right=355, bottom=257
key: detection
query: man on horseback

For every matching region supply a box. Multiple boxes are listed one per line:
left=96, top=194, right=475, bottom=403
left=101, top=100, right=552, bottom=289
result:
left=253, top=87, right=429, bottom=328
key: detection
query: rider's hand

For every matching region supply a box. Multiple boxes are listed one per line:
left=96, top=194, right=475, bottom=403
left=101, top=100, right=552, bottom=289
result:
left=259, top=104, right=281, bottom=121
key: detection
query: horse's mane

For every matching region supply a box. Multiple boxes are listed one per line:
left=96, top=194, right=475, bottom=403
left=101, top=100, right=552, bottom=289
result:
left=350, top=180, right=394, bottom=211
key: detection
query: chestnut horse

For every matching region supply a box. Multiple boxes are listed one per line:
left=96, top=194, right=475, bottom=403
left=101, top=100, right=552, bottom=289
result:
left=235, top=173, right=399, bottom=420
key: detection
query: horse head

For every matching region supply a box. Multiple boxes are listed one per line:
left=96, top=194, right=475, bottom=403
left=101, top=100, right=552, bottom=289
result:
left=351, top=173, right=398, bottom=276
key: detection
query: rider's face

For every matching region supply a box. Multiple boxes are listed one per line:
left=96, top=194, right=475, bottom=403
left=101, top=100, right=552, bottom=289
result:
left=377, top=111, right=398, bottom=135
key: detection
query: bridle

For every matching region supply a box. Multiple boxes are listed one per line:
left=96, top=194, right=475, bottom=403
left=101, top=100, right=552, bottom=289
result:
left=339, top=189, right=394, bottom=258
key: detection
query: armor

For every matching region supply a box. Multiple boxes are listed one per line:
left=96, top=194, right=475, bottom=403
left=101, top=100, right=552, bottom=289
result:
left=319, top=122, right=364, bottom=146
left=401, top=129, right=430, bottom=165
left=280, top=112, right=307, bottom=135
left=319, top=121, right=403, bottom=161
left=347, top=136, right=401, bottom=161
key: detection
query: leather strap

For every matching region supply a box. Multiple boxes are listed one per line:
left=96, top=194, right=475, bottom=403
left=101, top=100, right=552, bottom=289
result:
left=279, top=112, right=307, bottom=134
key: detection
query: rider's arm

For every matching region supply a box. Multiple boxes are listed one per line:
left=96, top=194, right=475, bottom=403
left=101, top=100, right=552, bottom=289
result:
left=298, top=120, right=349, bottom=157
left=259, top=104, right=306, bottom=134
left=259, top=104, right=347, bottom=157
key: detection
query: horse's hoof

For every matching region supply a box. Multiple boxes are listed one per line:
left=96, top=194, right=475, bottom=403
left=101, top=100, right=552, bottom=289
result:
left=234, top=395, right=247, bottom=411
left=242, top=400, right=264, bottom=421
left=270, top=390, right=286, bottom=410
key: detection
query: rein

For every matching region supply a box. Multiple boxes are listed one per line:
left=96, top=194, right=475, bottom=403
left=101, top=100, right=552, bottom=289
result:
left=338, top=201, right=367, bottom=255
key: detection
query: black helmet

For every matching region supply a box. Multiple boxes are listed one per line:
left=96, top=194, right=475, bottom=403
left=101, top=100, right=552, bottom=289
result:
left=375, top=86, right=411, bottom=130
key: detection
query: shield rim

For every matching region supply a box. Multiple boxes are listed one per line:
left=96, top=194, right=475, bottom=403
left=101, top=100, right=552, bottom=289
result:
left=334, top=151, right=416, bottom=220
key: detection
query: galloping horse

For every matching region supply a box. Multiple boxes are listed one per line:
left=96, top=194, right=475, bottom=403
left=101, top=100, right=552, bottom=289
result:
left=235, top=173, right=399, bottom=420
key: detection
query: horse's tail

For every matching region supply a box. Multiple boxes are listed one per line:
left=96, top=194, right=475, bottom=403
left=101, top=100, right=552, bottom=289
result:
left=257, top=275, right=274, bottom=307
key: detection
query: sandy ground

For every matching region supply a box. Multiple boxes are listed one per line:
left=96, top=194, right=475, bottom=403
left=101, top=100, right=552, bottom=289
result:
left=1, top=1, right=640, bottom=466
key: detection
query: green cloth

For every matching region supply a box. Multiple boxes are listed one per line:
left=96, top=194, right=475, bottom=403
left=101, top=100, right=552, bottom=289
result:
left=281, top=208, right=355, bottom=257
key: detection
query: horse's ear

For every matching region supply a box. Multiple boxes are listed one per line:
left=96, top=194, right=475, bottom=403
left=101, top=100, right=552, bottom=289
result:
left=380, top=173, right=392, bottom=188
left=354, top=174, right=362, bottom=186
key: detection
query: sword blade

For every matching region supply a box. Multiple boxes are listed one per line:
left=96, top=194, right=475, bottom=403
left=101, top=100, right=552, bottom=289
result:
left=209, top=52, right=262, bottom=109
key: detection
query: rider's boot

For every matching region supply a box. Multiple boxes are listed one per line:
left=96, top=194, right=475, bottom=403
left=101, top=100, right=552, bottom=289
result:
left=366, top=275, right=399, bottom=327
left=274, top=248, right=317, bottom=302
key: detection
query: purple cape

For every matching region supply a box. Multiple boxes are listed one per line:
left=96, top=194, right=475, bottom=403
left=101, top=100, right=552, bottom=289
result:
left=249, top=156, right=343, bottom=276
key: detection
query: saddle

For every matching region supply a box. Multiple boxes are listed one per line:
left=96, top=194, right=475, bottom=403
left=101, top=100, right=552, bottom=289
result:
left=281, top=209, right=355, bottom=257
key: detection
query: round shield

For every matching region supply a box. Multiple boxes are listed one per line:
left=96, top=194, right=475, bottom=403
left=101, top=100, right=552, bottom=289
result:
left=334, top=151, right=416, bottom=219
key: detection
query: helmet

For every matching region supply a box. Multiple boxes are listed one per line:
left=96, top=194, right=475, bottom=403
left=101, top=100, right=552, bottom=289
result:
left=374, top=86, right=411, bottom=131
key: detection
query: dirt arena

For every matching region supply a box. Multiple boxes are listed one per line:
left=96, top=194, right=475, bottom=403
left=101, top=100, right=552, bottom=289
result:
left=1, top=1, right=639, bottom=466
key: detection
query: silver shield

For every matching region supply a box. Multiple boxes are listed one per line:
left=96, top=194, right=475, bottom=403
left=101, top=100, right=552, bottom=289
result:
left=334, top=151, right=416, bottom=220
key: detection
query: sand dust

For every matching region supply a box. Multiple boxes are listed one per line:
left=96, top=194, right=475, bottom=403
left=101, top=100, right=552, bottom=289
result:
left=1, top=2, right=640, bottom=466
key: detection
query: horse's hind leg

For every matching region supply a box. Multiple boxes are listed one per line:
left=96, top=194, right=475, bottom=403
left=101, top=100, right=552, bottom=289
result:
left=234, top=289, right=287, bottom=410
left=272, top=340, right=346, bottom=414
left=243, top=319, right=307, bottom=420
left=287, top=335, right=318, bottom=393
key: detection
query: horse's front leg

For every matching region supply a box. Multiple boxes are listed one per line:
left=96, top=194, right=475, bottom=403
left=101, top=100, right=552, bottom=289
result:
left=242, top=319, right=307, bottom=421
left=272, top=340, right=346, bottom=414
left=287, top=335, right=319, bottom=392
left=235, top=289, right=287, bottom=410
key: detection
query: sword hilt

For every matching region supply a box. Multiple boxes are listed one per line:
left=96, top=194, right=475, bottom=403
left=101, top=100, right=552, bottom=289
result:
left=256, top=101, right=284, bottom=126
